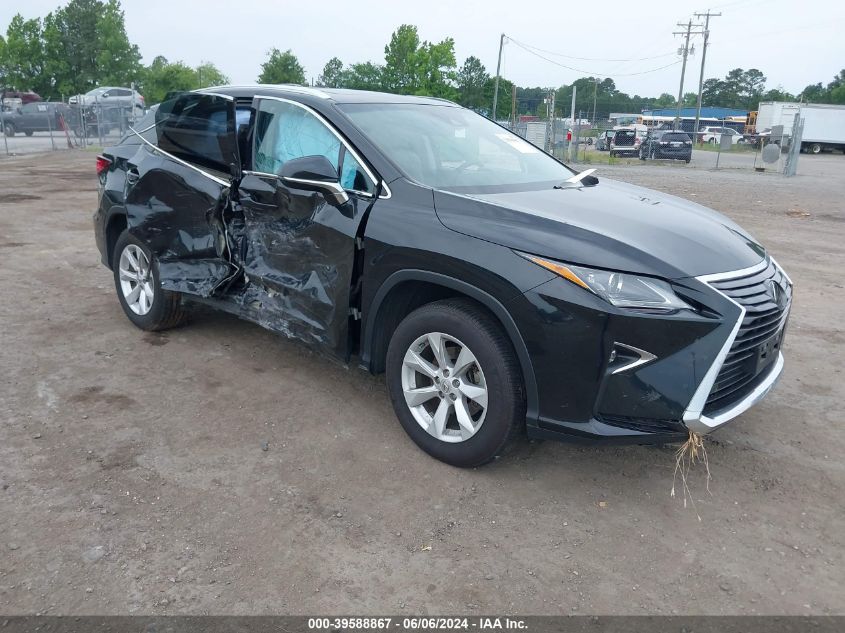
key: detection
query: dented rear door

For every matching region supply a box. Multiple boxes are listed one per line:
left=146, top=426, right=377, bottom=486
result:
left=124, top=93, right=239, bottom=297
left=236, top=95, right=380, bottom=358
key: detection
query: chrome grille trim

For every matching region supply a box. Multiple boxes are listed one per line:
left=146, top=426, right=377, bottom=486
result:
left=682, top=256, right=790, bottom=434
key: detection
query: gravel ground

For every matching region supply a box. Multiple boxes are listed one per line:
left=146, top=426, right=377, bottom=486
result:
left=1, top=150, right=843, bottom=616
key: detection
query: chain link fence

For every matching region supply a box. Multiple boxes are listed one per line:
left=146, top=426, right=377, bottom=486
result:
left=1, top=99, right=141, bottom=157
left=500, top=108, right=808, bottom=176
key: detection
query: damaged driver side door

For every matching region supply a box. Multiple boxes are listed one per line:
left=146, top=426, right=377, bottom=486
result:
left=236, top=96, right=381, bottom=358
left=123, top=93, right=240, bottom=297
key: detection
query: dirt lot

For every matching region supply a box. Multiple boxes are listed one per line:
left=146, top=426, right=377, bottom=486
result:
left=1, top=150, right=843, bottom=616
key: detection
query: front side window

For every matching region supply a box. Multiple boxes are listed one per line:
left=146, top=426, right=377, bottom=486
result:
left=253, top=99, right=374, bottom=195
left=339, top=103, right=575, bottom=192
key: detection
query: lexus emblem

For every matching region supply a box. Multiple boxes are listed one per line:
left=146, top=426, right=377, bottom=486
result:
left=765, top=279, right=787, bottom=309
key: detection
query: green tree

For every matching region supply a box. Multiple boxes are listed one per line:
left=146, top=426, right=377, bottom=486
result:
left=139, top=56, right=228, bottom=104
left=257, top=48, right=305, bottom=84
left=482, top=76, right=513, bottom=119
left=761, top=86, right=794, bottom=102
left=343, top=62, right=383, bottom=90
left=799, top=82, right=827, bottom=103
left=381, top=24, right=456, bottom=97
left=2, top=15, right=48, bottom=95
left=38, top=0, right=141, bottom=97
left=416, top=38, right=457, bottom=99
left=195, top=61, right=228, bottom=88
left=456, top=56, right=488, bottom=110
left=140, top=55, right=195, bottom=104
left=382, top=24, right=421, bottom=93
left=0, top=35, right=6, bottom=87
left=95, top=0, right=142, bottom=87
left=318, top=57, right=344, bottom=88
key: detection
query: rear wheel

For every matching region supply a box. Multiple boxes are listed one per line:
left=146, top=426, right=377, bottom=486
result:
left=24, top=130, right=34, bottom=137
left=386, top=299, right=525, bottom=468
left=809, top=143, right=822, bottom=154
left=112, top=230, right=187, bottom=331
left=3, top=123, right=15, bottom=137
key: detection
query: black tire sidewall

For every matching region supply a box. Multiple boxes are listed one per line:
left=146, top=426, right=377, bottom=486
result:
left=112, top=231, right=174, bottom=331
left=386, top=303, right=523, bottom=468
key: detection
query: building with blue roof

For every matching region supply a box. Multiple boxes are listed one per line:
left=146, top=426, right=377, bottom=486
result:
left=641, top=106, right=749, bottom=133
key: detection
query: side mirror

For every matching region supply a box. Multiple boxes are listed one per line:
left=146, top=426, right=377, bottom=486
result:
left=102, top=92, right=111, bottom=98
left=279, top=155, right=348, bottom=205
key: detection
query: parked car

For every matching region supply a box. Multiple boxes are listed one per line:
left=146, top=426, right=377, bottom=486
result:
left=0, top=101, right=72, bottom=136
left=94, top=86, right=792, bottom=467
left=1, top=90, right=42, bottom=105
left=595, top=130, right=614, bottom=151
left=609, top=128, right=641, bottom=157
left=70, top=87, right=145, bottom=115
left=698, top=126, right=745, bottom=145
left=640, top=130, right=692, bottom=162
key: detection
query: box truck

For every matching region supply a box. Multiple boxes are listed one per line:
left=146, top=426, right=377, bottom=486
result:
left=756, top=102, right=845, bottom=154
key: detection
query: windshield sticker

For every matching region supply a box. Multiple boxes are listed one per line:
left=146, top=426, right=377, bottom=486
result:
left=495, top=133, right=539, bottom=154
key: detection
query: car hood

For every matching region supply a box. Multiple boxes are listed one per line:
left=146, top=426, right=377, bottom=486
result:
left=432, top=177, right=765, bottom=279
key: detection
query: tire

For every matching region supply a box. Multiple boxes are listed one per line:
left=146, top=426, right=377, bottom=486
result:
left=709, top=138, right=716, bottom=145
left=810, top=143, right=822, bottom=154
left=112, top=230, right=187, bottom=331
left=610, top=151, right=616, bottom=158
left=24, top=130, right=34, bottom=137
left=4, top=123, right=15, bottom=137
left=685, top=158, right=691, bottom=164
left=385, top=298, right=525, bottom=468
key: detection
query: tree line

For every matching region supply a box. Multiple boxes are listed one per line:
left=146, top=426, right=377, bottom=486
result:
left=1, top=2, right=843, bottom=117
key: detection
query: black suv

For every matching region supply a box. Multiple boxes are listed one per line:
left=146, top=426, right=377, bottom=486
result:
left=640, top=129, right=693, bottom=162
left=93, top=86, right=792, bottom=467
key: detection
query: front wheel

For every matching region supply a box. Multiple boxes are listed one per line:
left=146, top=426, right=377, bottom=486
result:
left=112, top=230, right=187, bottom=331
left=3, top=123, right=15, bottom=137
left=386, top=299, right=525, bottom=468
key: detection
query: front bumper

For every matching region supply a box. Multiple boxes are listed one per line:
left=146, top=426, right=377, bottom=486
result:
left=509, top=257, right=790, bottom=443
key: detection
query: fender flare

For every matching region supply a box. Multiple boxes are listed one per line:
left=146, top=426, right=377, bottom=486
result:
left=361, top=269, right=539, bottom=426
left=101, top=204, right=128, bottom=268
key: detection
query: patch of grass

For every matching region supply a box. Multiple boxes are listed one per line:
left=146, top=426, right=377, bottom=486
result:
left=694, top=142, right=758, bottom=154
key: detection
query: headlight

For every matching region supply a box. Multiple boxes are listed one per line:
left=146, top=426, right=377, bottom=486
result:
left=525, top=255, right=692, bottom=313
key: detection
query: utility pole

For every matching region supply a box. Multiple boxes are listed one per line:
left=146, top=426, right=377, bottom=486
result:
left=592, top=77, right=599, bottom=128
left=511, top=87, right=517, bottom=127
left=492, top=33, right=506, bottom=120
left=692, top=11, right=721, bottom=141
left=672, top=19, right=701, bottom=131
left=569, top=85, right=577, bottom=161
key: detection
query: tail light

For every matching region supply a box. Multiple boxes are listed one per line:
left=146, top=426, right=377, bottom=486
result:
left=96, top=155, right=111, bottom=177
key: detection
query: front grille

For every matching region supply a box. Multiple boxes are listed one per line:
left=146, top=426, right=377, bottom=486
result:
left=704, top=259, right=791, bottom=414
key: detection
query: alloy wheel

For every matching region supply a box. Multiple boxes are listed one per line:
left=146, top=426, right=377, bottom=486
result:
left=118, top=244, right=154, bottom=315
left=401, top=332, right=488, bottom=443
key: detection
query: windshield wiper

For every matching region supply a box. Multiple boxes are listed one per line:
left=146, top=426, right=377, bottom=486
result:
left=554, top=168, right=597, bottom=189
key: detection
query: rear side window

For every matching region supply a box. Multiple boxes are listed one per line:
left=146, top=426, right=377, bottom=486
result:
left=155, top=94, right=239, bottom=174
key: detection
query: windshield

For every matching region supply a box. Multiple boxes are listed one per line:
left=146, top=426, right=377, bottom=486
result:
left=338, top=103, right=573, bottom=192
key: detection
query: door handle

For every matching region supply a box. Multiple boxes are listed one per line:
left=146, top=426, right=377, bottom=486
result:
left=126, top=168, right=140, bottom=185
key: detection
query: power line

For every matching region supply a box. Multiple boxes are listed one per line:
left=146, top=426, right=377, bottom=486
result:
left=507, top=38, right=682, bottom=77
left=505, top=37, right=677, bottom=63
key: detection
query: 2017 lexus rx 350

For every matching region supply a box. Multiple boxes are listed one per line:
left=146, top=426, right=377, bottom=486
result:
left=93, top=86, right=792, bottom=467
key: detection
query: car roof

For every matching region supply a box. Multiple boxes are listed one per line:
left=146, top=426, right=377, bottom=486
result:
left=203, top=84, right=458, bottom=107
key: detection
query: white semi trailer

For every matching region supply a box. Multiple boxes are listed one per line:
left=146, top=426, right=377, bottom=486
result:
left=757, top=102, right=845, bottom=154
